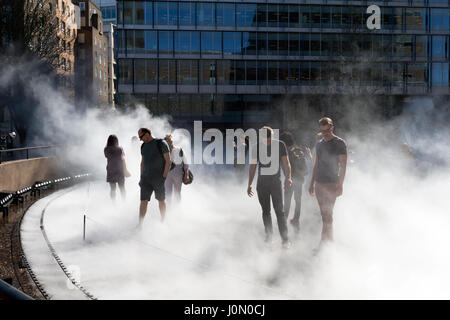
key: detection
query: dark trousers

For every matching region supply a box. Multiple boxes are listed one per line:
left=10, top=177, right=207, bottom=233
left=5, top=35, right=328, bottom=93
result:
left=284, top=178, right=303, bottom=222
left=256, top=178, right=288, bottom=241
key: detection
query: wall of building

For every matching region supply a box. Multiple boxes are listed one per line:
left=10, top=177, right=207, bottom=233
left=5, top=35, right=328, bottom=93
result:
left=0, top=157, right=66, bottom=192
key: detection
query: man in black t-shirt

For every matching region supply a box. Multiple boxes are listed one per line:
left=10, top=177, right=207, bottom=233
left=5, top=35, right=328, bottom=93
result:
left=309, top=118, right=347, bottom=244
left=248, top=126, right=293, bottom=248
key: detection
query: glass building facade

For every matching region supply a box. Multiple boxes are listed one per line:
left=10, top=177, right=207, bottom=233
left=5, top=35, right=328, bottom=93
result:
left=116, top=0, right=450, bottom=127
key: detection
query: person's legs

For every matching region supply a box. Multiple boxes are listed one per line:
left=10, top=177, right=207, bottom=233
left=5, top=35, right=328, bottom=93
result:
left=271, top=180, right=289, bottom=243
left=315, top=183, right=337, bottom=242
left=291, top=179, right=303, bottom=230
left=164, top=176, right=174, bottom=204
left=257, top=182, right=273, bottom=240
left=154, top=178, right=167, bottom=222
left=173, top=176, right=182, bottom=202
left=139, top=200, right=148, bottom=225
left=284, top=183, right=293, bottom=219
left=158, top=200, right=166, bottom=222
left=118, top=179, right=126, bottom=199
left=109, top=183, right=117, bottom=200
left=139, top=180, right=153, bottom=225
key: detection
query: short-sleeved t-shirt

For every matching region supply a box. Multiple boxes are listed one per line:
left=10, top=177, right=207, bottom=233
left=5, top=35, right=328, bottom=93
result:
left=251, top=139, right=288, bottom=181
left=315, top=136, right=347, bottom=183
left=141, top=139, right=170, bottom=179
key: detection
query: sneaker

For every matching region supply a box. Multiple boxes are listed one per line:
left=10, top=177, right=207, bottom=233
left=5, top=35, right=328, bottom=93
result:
left=282, top=239, right=291, bottom=249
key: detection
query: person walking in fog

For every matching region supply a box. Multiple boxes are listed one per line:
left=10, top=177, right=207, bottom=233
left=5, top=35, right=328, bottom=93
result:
left=138, top=127, right=172, bottom=226
left=164, top=133, right=190, bottom=203
left=309, top=117, right=347, bottom=244
left=248, top=126, right=293, bottom=249
left=104, top=135, right=130, bottom=200
left=280, top=131, right=308, bottom=233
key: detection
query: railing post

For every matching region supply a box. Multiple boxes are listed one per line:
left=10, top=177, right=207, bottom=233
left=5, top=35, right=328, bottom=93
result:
left=26, top=149, right=29, bottom=159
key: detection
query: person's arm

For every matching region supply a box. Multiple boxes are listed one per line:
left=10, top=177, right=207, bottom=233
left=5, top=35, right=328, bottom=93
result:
left=281, top=155, right=292, bottom=189
left=139, top=158, right=143, bottom=186
left=162, top=152, right=172, bottom=179
left=181, top=148, right=190, bottom=180
left=336, top=154, right=347, bottom=196
left=247, top=163, right=257, bottom=197
left=309, top=152, right=318, bottom=196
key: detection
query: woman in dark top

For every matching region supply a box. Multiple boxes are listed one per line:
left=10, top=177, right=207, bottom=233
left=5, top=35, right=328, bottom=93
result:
left=104, top=135, right=130, bottom=200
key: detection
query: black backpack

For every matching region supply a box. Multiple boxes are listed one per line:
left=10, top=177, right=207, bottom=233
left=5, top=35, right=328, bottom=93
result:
left=288, top=145, right=307, bottom=179
left=155, top=139, right=176, bottom=171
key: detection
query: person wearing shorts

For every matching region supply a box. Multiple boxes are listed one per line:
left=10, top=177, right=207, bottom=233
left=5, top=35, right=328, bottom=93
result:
left=309, top=117, right=347, bottom=244
left=138, top=127, right=172, bottom=225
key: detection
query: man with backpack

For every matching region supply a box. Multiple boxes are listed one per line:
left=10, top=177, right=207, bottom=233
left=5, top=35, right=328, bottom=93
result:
left=280, top=132, right=308, bottom=233
left=138, top=127, right=172, bottom=225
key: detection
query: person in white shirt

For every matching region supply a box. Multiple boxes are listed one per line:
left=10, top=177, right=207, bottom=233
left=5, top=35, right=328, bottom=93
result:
left=164, top=133, right=190, bottom=203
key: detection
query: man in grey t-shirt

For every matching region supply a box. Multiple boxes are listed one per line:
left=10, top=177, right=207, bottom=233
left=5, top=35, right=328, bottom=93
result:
left=138, top=127, right=172, bottom=225
left=309, top=117, right=347, bottom=244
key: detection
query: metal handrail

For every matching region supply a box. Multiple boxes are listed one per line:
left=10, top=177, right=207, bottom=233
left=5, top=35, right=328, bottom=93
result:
left=0, top=146, right=54, bottom=164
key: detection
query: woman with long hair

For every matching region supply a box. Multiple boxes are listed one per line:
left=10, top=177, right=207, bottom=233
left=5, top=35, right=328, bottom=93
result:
left=104, top=134, right=130, bottom=200
left=164, top=133, right=190, bottom=203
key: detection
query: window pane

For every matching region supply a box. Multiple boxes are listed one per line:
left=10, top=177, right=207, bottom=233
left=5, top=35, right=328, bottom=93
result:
left=159, top=60, right=176, bottom=84
left=288, top=33, right=299, bottom=56
left=279, top=33, right=288, bottom=56
left=246, top=61, right=257, bottom=85
left=407, top=63, right=427, bottom=86
left=300, top=33, right=310, bottom=56
left=289, top=5, right=299, bottom=28
left=135, top=60, right=146, bottom=84
left=322, top=6, right=331, bottom=28
left=145, top=1, right=152, bottom=25
left=310, top=62, right=320, bottom=85
left=393, top=35, right=412, bottom=58
left=321, top=33, right=331, bottom=56
left=311, top=34, right=320, bottom=56
left=146, top=60, right=157, bottom=84
left=158, top=31, right=173, bottom=54
left=432, top=36, right=447, bottom=59
left=279, top=61, right=289, bottom=85
left=300, top=62, right=310, bottom=83
left=118, top=59, right=133, bottom=84
left=178, top=60, right=198, bottom=85
left=135, top=1, right=144, bottom=24
left=243, top=32, right=256, bottom=55
left=268, top=33, right=278, bottom=56
left=268, top=4, right=278, bottom=28
left=144, top=31, right=157, bottom=54
left=432, top=63, right=449, bottom=86
left=341, top=7, right=351, bottom=28
left=179, top=2, right=195, bottom=26
left=279, top=5, right=288, bottom=28
left=257, top=4, right=267, bottom=27
left=237, top=4, right=257, bottom=27
left=199, top=60, right=215, bottom=85
left=155, top=2, right=167, bottom=25
left=288, top=61, right=299, bottom=84
left=351, top=6, right=363, bottom=29
left=301, top=6, right=311, bottom=28
left=257, top=61, right=267, bottom=85
left=217, top=60, right=234, bottom=85
left=416, top=36, right=428, bottom=59
left=405, top=8, right=426, bottom=31
left=224, top=32, right=241, bottom=55
left=198, top=3, right=215, bottom=27
left=124, top=1, right=134, bottom=24
left=217, top=3, right=235, bottom=27
left=126, top=30, right=134, bottom=54
left=431, top=9, right=450, bottom=31
left=235, top=61, right=245, bottom=85
left=135, top=30, right=145, bottom=53
left=257, top=32, right=267, bottom=56
left=268, top=61, right=278, bottom=85
left=202, top=32, right=222, bottom=55
left=311, top=6, right=321, bottom=28
left=332, top=6, right=341, bottom=28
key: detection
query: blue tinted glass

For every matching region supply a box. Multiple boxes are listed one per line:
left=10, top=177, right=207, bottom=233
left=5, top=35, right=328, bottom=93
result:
left=159, top=31, right=173, bottom=54
left=431, top=9, right=450, bottom=31
left=432, top=63, right=449, bottom=86
left=217, top=3, right=235, bottom=27
left=198, top=3, right=215, bottom=26
left=179, top=2, right=195, bottom=26
left=236, top=4, right=257, bottom=27
left=202, top=32, right=221, bottom=54
left=223, top=32, right=241, bottom=55
left=155, top=2, right=167, bottom=25
left=145, top=2, right=152, bottom=24
left=432, top=36, right=446, bottom=58
left=168, top=2, right=177, bottom=26
left=145, top=30, right=157, bottom=53
left=175, top=31, right=199, bottom=54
